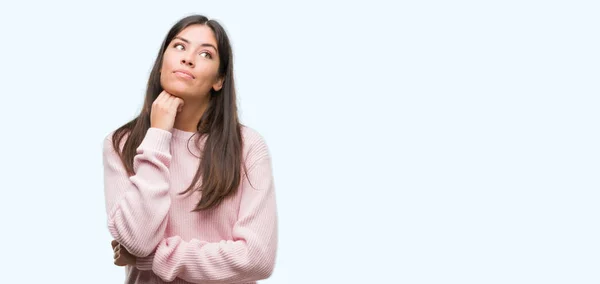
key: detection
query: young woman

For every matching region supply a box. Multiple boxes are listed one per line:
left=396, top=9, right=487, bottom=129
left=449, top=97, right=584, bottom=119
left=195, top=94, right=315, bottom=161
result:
left=102, top=15, right=278, bottom=284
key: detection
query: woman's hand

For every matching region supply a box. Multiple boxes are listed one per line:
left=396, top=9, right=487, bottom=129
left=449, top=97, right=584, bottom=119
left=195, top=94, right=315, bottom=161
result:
left=150, top=90, right=185, bottom=132
left=111, top=240, right=137, bottom=266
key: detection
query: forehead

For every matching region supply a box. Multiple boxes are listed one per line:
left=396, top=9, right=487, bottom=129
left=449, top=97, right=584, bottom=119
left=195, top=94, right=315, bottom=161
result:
left=174, top=25, right=217, bottom=46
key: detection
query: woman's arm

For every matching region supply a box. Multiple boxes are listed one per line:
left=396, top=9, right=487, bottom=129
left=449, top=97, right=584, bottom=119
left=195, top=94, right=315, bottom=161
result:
left=102, top=128, right=173, bottom=257
left=136, top=150, right=278, bottom=283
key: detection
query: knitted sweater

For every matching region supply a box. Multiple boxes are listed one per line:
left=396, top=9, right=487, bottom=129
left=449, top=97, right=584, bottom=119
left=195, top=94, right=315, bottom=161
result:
left=102, top=126, right=278, bottom=284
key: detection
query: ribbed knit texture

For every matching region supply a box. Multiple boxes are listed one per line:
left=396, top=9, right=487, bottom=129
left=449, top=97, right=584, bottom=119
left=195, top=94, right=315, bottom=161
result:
left=102, top=126, right=278, bottom=284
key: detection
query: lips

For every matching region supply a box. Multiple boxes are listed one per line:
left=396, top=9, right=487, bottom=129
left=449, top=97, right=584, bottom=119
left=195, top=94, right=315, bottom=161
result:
left=173, top=70, right=195, bottom=79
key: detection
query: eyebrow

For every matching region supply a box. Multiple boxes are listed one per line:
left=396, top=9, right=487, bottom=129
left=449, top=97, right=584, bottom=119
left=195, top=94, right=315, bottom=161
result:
left=173, top=36, right=218, bottom=53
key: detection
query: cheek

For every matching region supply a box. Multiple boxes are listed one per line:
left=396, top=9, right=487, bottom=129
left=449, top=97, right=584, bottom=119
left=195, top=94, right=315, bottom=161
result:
left=159, top=56, right=176, bottom=85
left=160, top=51, right=177, bottom=71
left=160, top=59, right=171, bottom=73
left=197, top=66, right=220, bottom=82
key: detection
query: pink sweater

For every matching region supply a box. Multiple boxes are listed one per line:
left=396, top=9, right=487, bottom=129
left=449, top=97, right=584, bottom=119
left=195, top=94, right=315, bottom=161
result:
left=102, top=126, right=278, bottom=284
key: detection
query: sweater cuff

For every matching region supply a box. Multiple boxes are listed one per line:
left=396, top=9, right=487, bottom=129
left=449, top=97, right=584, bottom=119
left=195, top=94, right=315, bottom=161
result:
left=135, top=254, right=154, bottom=271
left=139, top=128, right=172, bottom=153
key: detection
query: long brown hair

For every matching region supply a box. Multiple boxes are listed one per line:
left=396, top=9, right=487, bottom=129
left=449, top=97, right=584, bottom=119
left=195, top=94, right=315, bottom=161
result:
left=111, top=15, right=247, bottom=211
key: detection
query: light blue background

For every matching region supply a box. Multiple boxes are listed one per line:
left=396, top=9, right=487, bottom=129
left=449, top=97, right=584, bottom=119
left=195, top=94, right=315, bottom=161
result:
left=0, top=1, right=598, bottom=283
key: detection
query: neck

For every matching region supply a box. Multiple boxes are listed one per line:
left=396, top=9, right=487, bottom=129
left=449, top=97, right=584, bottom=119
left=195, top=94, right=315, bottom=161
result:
left=173, top=96, right=210, bottom=133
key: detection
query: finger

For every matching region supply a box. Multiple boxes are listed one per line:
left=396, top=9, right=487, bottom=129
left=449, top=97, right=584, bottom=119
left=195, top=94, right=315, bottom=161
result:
left=167, top=96, right=179, bottom=112
left=114, top=259, right=126, bottom=266
left=161, top=90, right=172, bottom=97
left=111, top=240, right=119, bottom=249
left=176, top=98, right=185, bottom=112
left=168, top=96, right=184, bottom=112
left=115, top=254, right=128, bottom=267
left=157, top=93, right=167, bottom=105
left=154, top=91, right=168, bottom=105
left=161, top=90, right=174, bottom=101
left=164, top=95, right=175, bottom=107
left=168, top=97, right=183, bottom=113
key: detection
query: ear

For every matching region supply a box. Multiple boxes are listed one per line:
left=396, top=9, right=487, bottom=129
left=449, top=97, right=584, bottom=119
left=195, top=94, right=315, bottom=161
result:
left=212, top=77, right=224, bottom=92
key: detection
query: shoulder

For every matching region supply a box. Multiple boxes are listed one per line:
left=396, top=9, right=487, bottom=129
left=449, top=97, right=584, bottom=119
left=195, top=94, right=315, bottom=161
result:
left=103, top=130, right=116, bottom=143
left=102, top=129, right=131, bottom=154
left=240, top=124, right=271, bottom=163
left=241, top=124, right=267, bottom=146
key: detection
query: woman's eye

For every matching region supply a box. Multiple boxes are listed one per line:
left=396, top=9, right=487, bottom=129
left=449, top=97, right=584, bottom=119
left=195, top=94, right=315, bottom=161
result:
left=174, top=43, right=184, bottom=50
left=200, top=52, right=212, bottom=59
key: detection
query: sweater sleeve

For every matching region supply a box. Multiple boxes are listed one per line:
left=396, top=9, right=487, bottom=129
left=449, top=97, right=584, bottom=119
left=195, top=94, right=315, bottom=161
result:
left=102, top=128, right=174, bottom=257
left=135, top=147, right=278, bottom=283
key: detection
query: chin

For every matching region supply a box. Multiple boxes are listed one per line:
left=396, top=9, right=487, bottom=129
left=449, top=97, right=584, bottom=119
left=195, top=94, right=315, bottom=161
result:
left=163, top=85, right=211, bottom=102
left=162, top=81, right=191, bottom=98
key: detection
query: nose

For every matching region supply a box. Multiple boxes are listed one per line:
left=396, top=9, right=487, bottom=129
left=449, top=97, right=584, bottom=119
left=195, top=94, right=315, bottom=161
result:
left=181, top=56, right=195, bottom=68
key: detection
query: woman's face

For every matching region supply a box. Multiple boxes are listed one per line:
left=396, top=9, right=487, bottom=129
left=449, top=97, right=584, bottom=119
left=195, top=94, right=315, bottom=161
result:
left=160, top=24, right=223, bottom=100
